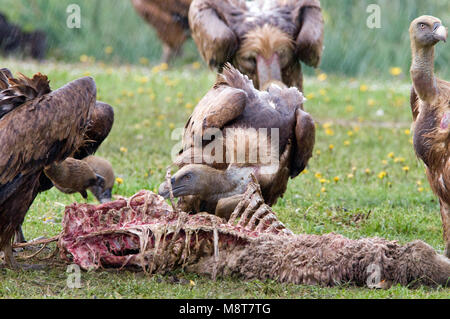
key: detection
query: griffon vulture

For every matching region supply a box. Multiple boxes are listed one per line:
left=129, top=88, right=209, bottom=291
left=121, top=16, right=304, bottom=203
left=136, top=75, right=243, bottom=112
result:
left=0, top=69, right=113, bottom=267
left=159, top=64, right=315, bottom=218
left=409, top=16, right=450, bottom=257
left=131, top=0, right=192, bottom=63
left=189, top=0, right=324, bottom=91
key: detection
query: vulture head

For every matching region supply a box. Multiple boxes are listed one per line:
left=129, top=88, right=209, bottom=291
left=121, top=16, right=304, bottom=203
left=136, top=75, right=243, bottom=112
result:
left=189, top=0, right=324, bottom=91
left=159, top=164, right=253, bottom=204
left=410, top=15, right=447, bottom=48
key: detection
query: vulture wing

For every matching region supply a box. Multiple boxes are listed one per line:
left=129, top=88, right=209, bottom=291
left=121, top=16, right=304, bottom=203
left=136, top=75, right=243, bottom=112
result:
left=291, top=108, right=315, bottom=178
left=294, top=1, right=324, bottom=68
left=189, top=0, right=239, bottom=69
left=0, top=76, right=96, bottom=189
left=410, top=86, right=419, bottom=122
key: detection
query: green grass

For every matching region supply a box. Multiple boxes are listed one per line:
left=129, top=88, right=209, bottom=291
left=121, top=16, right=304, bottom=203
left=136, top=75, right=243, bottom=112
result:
left=0, top=57, right=449, bottom=299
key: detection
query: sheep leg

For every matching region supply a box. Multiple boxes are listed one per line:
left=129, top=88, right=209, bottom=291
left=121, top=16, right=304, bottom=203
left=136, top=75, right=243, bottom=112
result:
left=439, top=199, right=450, bottom=258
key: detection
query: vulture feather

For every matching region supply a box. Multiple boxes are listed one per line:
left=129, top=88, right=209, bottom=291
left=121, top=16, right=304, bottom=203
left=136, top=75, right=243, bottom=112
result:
left=189, top=0, right=324, bottom=91
left=0, top=69, right=113, bottom=267
left=130, top=0, right=192, bottom=63
left=159, top=64, right=315, bottom=218
left=409, top=15, right=450, bottom=257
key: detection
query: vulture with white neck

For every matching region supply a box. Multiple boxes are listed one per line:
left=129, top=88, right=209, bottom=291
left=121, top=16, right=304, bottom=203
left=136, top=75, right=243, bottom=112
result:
left=189, top=0, right=324, bottom=91
left=0, top=69, right=114, bottom=267
left=409, top=15, right=450, bottom=257
left=159, top=64, right=315, bottom=218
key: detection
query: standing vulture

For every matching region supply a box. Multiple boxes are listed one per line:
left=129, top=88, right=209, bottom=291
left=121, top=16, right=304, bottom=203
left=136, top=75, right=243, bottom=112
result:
left=130, top=0, right=192, bottom=63
left=159, top=64, right=315, bottom=218
left=0, top=69, right=113, bottom=267
left=189, top=0, right=324, bottom=91
left=409, top=16, right=450, bottom=257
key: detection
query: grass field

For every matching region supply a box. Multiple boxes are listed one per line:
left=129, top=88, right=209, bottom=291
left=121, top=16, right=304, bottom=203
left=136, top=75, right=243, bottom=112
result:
left=0, top=57, right=449, bottom=299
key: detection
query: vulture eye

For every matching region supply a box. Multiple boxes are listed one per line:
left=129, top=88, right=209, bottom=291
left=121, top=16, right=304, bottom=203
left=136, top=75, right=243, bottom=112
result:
left=184, top=173, right=192, bottom=181
left=419, top=23, right=426, bottom=30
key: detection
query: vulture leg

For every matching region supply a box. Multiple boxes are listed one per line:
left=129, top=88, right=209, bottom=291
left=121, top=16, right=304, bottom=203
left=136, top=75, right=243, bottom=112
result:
left=215, top=194, right=244, bottom=220
left=14, top=227, right=26, bottom=244
left=2, top=242, right=18, bottom=269
left=439, top=199, right=450, bottom=258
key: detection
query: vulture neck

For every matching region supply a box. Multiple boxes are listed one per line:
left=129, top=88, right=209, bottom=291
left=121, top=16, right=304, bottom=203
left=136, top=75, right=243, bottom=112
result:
left=410, top=43, right=438, bottom=103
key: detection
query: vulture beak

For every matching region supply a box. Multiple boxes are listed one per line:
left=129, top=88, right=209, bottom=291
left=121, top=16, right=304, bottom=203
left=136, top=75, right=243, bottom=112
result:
left=158, top=177, right=177, bottom=199
left=433, top=23, right=448, bottom=42
left=256, top=54, right=283, bottom=91
left=99, top=189, right=112, bottom=204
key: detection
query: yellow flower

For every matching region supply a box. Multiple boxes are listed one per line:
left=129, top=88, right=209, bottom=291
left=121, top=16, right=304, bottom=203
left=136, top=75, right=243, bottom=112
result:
left=387, top=152, right=395, bottom=158
left=79, top=54, right=89, bottom=63
left=317, top=73, right=328, bottom=81
left=328, top=144, right=334, bottom=150
left=344, top=140, right=350, bottom=146
left=315, top=172, right=322, bottom=179
left=394, top=157, right=405, bottom=163
left=359, top=84, right=368, bottom=92
left=115, top=177, right=123, bottom=185
left=416, top=180, right=422, bottom=186
left=402, top=166, right=410, bottom=172
left=378, top=171, right=387, bottom=179
left=169, top=123, right=175, bottom=129
left=189, top=280, right=196, bottom=287
left=139, top=57, right=149, bottom=65
left=347, top=130, right=354, bottom=137
left=300, top=169, right=308, bottom=175
left=364, top=168, right=371, bottom=174
left=104, top=46, right=113, bottom=55
left=159, top=63, right=169, bottom=71
left=367, top=98, right=376, bottom=107
left=158, top=114, right=165, bottom=121
left=192, top=62, right=201, bottom=70
left=83, top=71, right=91, bottom=77
left=319, top=178, right=328, bottom=184
left=389, top=67, right=402, bottom=76
left=321, top=187, right=326, bottom=193
left=347, top=173, right=354, bottom=179
left=138, top=76, right=149, bottom=84
left=325, top=128, right=334, bottom=136
left=404, top=129, right=411, bottom=135
left=333, top=176, right=340, bottom=182
left=306, top=93, right=315, bottom=100
left=185, top=102, right=193, bottom=109
left=316, top=150, right=321, bottom=156
left=322, top=121, right=333, bottom=129
left=345, top=105, right=354, bottom=113
left=418, top=187, right=424, bottom=192
left=156, top=121, right=162, bottom=127
left=381, top=159, right=388, bottom=165
left=120, top=147, right=128, bottom=153
left=319, top=89, right=327, bottom=96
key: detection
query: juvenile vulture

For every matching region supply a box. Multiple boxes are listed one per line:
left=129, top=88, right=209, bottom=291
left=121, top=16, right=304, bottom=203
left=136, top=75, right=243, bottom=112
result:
left=131, top=0, right=192, bottom=63
left=44, top=158, right=106, bottom=200
left=0, top=69, right=114, bottom=267
left=189, top=0, right=324, bottom=91
left=409, top=16, right=450, bottom=258
left=159, top=64, right=315, bottom=218
left=82, top=156, right=115, bottom=203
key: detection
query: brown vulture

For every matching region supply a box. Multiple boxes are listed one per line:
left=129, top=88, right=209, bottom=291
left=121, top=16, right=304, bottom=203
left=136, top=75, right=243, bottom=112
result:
left=159, top=64, right=315, bottom=218
left=189, top=0, right=324, bottom=91
left=409, top=16, right=450, bottom=258
left=0, top=69, right=114, bottom=267
left=130, top=0, right=192, bottom=63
